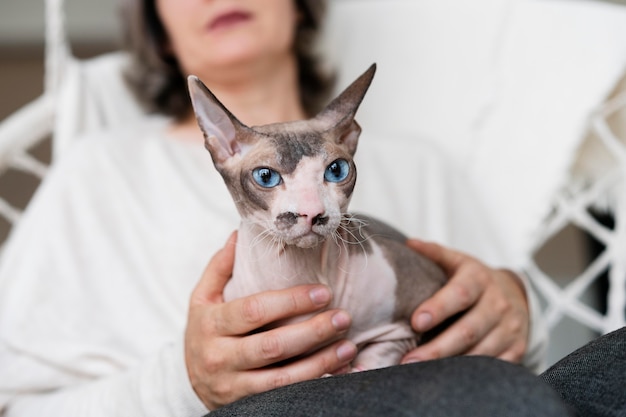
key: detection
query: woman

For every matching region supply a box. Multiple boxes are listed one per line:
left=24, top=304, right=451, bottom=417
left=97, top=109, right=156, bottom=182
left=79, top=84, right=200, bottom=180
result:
left=0, top=0, right=564, bottom=415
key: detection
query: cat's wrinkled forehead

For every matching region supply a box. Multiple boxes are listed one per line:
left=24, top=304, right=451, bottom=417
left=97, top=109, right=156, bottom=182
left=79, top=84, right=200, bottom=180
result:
left=252, top=119, right=331, bottom=174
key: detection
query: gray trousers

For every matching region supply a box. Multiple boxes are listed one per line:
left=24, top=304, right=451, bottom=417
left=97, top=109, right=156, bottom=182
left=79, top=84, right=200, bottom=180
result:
left=211, top=327, right=626, bottom=417
left=541, top=326, right=626, bottom=417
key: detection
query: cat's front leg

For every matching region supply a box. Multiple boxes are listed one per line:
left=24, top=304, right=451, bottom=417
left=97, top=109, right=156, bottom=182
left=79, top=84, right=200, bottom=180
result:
left=351, top=338, right=417, bottom=371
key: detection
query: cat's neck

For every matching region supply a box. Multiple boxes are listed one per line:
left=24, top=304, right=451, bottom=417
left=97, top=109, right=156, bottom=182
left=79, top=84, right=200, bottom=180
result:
left=224, top=219, right=363, bottom=303
left=235, top=221, right=341, bottom=286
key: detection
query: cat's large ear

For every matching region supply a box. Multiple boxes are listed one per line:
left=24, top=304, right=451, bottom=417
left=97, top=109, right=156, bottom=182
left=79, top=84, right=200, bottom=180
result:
left=188, top=75, right=250, bottom=164
left=315, top=64, right=376, bottom=155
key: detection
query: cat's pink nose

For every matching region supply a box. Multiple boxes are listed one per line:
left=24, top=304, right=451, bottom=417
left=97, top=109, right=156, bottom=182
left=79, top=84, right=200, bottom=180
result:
left=299, top=207, right=327, bottom=227
left=296, top=197, right=326, bottom=227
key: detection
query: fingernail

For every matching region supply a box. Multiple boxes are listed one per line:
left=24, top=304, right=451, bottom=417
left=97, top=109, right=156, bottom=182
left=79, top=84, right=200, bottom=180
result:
left=309, top=286, right=331, bottom=306
left=416, top=312, right=432, bottom=331
left=331, top=311, right=351, bottom=331
left=336, top=341, right=357, bottom=362
left=402, top=356, right=422, bottom=365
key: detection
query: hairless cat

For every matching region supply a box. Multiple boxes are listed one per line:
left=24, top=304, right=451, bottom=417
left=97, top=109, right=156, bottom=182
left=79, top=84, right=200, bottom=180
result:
left=188, top=64, right=447, bottom=371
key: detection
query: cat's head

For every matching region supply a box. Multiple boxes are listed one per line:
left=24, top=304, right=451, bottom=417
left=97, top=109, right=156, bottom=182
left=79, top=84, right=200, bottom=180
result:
left=188, top=64, right=376, bottom=248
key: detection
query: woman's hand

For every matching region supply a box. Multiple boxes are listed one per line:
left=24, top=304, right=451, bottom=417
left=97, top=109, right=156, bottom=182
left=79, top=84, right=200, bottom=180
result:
left=402, top=239, right=529, bottom=365
left=184, top=232, right=357, bottom=410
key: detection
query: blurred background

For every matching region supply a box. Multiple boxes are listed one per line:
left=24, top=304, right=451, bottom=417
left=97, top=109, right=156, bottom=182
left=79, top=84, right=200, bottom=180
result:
left=2, top=0, right=626, bottom=125
left=1, top=0, right=625, bottom=368
left=1, top=1, right=118, bottom=122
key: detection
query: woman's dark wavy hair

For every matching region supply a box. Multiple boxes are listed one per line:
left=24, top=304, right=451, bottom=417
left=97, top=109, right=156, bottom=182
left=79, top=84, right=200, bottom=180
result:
left=120, top=0, right=333, bottom=120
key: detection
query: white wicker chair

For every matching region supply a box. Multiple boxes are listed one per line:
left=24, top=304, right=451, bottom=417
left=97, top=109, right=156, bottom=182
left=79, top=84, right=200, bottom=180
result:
left=0, top=0, right=144, bottom=232
left=1, top=0, right=625, bottom=368
left=527, top=87, right=626, bottom=338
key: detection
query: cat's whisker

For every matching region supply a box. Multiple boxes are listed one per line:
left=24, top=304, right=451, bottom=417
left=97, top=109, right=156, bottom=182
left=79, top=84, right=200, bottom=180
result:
left=239, top=222, right=295, bottom=281
left=340, top=215, right=373, bottom=247
left=262, top=232, right=282, bottom=261
left=242, top=221, right=279, bottom=263
left=331, top=215, right=370, bottom=274
left=271, top=235, right=296, bottom=283
left=330, top=229, right=344, bottom=255
left=330, top=229, right=353, bottom=274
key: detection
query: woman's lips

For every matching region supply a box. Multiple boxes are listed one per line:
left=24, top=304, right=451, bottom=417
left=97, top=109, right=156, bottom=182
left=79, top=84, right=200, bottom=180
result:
left=209, top=11, right=252, bottom=31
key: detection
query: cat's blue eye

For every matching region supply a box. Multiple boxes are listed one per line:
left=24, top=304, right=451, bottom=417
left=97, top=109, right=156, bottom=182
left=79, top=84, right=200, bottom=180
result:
left=252, top=167, right=282, bottom=188
left=324, top=159, right=350, bottom=183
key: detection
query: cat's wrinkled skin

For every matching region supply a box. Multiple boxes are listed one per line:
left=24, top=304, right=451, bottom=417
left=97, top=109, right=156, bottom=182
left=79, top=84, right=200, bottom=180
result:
left=188, top=64, right=447, bottom=370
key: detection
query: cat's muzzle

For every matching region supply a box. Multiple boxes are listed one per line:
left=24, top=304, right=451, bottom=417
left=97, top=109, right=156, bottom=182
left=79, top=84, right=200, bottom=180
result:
left=274, top=212, right=336, bottom=248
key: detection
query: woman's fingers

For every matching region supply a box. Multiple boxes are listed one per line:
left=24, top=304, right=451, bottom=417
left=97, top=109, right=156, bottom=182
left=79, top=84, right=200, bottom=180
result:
left=233, top=309, right=352, bottom=369
left=241, top=339, right=357, bottom=395
left=408, top=240, right=489, bottom=333
left=403, top=239, right=530, bottom=365
left=403, top=293, right=499, bottom=361
left=209, top=284, right=337, bottom=336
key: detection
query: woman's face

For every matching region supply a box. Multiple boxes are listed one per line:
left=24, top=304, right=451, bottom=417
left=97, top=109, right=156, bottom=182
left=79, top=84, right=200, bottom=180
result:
left=156, top=0, right=299, bottom=79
